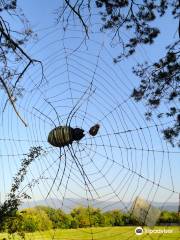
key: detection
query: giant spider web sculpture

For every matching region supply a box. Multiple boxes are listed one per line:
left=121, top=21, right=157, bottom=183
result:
left=0, top=24, right=179, bottom=239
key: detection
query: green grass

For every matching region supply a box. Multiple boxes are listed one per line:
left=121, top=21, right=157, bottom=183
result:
left=0, top=226, right=180, bottom=240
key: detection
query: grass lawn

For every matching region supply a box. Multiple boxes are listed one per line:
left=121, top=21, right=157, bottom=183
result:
left=0, top=226, right=179, bottom=240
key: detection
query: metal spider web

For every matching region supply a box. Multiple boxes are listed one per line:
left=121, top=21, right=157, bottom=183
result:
left=0, top=24, right=179, bottom=239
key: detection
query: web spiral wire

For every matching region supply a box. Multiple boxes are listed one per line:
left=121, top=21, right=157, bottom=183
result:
left=0, top=25, right=179, bottom=239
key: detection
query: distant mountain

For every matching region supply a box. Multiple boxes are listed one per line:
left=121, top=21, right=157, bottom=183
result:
left=153, top=202, right=178, bottom=212
left=20, top=198, right=178, bottom=213
left=20, top=198, right=127, bottom=212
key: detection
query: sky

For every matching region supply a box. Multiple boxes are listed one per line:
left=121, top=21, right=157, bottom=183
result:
left=0, top=1, right=179, bottom=210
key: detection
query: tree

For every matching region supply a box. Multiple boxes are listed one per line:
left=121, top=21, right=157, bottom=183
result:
left=0, top=146, right=44, bottom=232
left=71, top=206, right=90, bottom=228
left=70, top=206, right=104, bottom=228
left=0, top=0, right=45, bottom=127
left=89, top=207, right=105, bottom=227
left=1, top=2, right=179, bottom=142
left=122, top=212, right=139, bottom=225
left=59, top=0, right=180, bottom=147
left=36, top=206, right=71, bottom=229
left=4, top=211, right=25, bottom=239
left=21, top=208, right=52, bottom=232
left=103, top=210, right=124, bottom=226
left=158, top=210, right=180, bottom=224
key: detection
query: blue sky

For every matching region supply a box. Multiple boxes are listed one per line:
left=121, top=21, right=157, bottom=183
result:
left=0, top=1, right=179, bottom=209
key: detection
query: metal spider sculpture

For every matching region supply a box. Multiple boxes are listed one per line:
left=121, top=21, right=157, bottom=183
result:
left=35, top=84, right=100, bottom=199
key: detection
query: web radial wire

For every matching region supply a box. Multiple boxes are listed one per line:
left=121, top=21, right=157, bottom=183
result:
left=0, top=26, right=179, bottom=239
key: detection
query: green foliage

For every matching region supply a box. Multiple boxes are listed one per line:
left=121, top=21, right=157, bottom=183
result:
left=21, top=208, right=52, bottom=232
left=36, top=206, right=71, bottom=229
left=0, top=146, right=44, bottom=233
left=60, top=0, right=180, bottom=147
left=70, top=206, right=105, bottom=228
left=71, top=206, right=91, bottom=228
left=89, top=207, right=105, bottom=227
left=61, top=1, right=179, bottom=59
left=132, top=41, right=180, bottom=147
left=1, top=205, right=179, bottom=235
left=0, top=0, right=31, bottom=92
left=5, top=212, right=24, bottom=236
left=104, top=210, right=124, bottom=226
left=0, top=1, right=17, bottom=11
left=158, top=210, right=180, bottom=224
left=0, top=1, right=44, bottom=127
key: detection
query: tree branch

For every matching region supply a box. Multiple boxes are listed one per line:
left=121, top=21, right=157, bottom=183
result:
left=0, top=76, right=27, bottom=127
left=64, top=0, right=89, bottom=37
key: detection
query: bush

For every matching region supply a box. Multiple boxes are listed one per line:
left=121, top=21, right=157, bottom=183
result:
left=21, top=208, right=52, bottom=232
